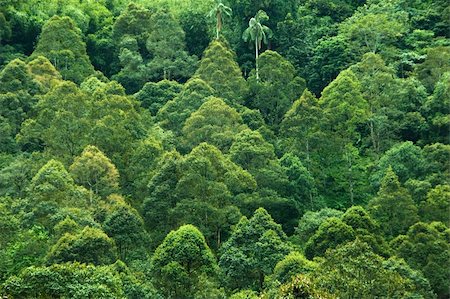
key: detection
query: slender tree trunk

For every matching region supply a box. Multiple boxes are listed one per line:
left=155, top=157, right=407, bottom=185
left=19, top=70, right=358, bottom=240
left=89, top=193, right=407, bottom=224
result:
left=255, top=39, right=259, bottom=80
left=216, top=13, right=221, bottom=39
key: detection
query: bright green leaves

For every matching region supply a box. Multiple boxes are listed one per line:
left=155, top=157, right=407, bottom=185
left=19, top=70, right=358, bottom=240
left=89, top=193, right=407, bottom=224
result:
left=392, top=222, right=450, bottom=298
left=182, top=97, right=246, bottom=152
left=151, top=224, right=219, bottom=298
left=29, top=159, right=79, bottom=205
left=145, top=8, right=197, bottom=82
left=46, top=226, right=118, bottom=265
left=32, top=16, right=94, bottom=83
left=69, top=145, right=119, bottom=198
left=134, top=80, right=182, bottom=115
left=3, top=262, right=156, bottom=299
left=143, top=143, right=255, bottom=249
left=193, top=40, right=248, bottom=104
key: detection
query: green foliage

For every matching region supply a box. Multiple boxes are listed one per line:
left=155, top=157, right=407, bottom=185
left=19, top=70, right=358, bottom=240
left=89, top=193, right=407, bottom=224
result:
left=369, top=167, right=419, bottom=238
left=248, top=50, right=305, bottom=126
left=182, top=97, right=246, bottom=152
left=31, top=16, right=94, bottom=83
left=416, top=46, right=450, bottom=92
left=391, top=221, right=450, bottom=298
left=371, top=141, right=425, bottom=188
left=69, top=145, right=119, bottom=198
left=3, top=262, right=135, bottom=299
left=275, top=274, right=334, bottom=299
left=271, top=251, right=317, bottom=284
left=422, top=72, right=450, bottom=143
left=134, top=80, right=182, bottom=115
left=157, top=78, right=215, bottom=134
left=313, top=239, right=411, bottom=298
left=46, top=226, right=118, bottom=265
left=294, top=208, right=343, bottom=247
left=103, top=197, right=148, bottom=262
left=146, top=7, right=197, bottom=82
left=420, top=185, right=450, bottom=226
left=151, top=224, right=219, bottom=298
left=219, top=208, right=290, bottom=291
left=304, top=217, right=355, bottom=259
left=193, top=40, right=248, bottom=104
left=0, top=1, right=447, bottom=297
left=28, top=159, right=79, bottom=205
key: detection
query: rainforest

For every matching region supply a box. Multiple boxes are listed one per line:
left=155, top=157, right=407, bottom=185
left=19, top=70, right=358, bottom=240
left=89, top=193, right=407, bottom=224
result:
left=0, top=0, right=449, bottom=298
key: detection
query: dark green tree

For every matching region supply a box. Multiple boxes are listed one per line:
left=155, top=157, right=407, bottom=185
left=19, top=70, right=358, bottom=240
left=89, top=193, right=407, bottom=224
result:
left=369, top=166, right=419, bottom=238
left=219, top=208, right=290, bottom=291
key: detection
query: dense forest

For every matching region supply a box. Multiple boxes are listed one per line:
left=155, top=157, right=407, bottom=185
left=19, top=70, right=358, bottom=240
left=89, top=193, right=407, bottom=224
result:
left=0, top=0, right=449, bottom=298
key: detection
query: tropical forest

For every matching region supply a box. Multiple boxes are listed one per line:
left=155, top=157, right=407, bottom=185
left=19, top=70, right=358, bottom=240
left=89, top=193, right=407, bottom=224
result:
left=0, top=0, right=449, bottom=298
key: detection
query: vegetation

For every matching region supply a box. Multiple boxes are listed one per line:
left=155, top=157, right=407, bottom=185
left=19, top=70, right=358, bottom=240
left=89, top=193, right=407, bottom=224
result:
left=0, top=0, right=448, bottom=298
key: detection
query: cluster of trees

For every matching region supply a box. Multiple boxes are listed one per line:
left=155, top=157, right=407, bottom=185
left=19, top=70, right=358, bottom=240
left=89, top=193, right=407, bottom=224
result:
left=0, top=0, right=449, bottom=298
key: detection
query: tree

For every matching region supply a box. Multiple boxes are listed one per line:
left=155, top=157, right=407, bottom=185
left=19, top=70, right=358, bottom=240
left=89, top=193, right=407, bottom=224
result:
left=294, top=208, right=343, bottom=247
left=142, top=151, right=182, bottom=249
left=28, top=159, right=79, bottom=205
left=69, top=145, right=119, bottom=199
left=193, top=40, right=248, bottom=104
left=422, top=72, right=450, bottom=143
left=420, top=185, right=450, bottom=226
left=416, top=46, right=450, bottom=92
left=146, top=7, right=197, bottom=82
left=313, top=240, right=411, bottom=298
left=219, top=208, right=290, bottom=291
left=371, top=141, right=426, bottom=189
left=31, top=16, right=94, bottom=83
left=151, top=224, right=219, bottom=298
left=339, top=2, right=408, bottom=58
left=318, top=69, right=370, bottom=206
left=173, top=143, right=255, bottom=247
left=46, top=226, right=118, bottom=265
left=369, top=166, right=419, bottom=238
left=3, top=263, right=128, bottom=299
left=103, top=198, right=148, bottom=262
left=280, top=89, right=321, bottom=169
left=271, top=252, right=316, bottom=284
left=181, top=97, right=246, bottom=152
left=157, top=78, right=215, bottom=134
left=242, top=10, right=273, bottom=80
left=247, top=50, right=305, bottom=126
left=208, top=0, right=232, bottom=40
left=134, top=80, right=182, bottom=115
left=392, top=221, right=450, bottom=298
left=304, top=217, right=355, bottom=259
left=349, top=53, right=400, bottom=155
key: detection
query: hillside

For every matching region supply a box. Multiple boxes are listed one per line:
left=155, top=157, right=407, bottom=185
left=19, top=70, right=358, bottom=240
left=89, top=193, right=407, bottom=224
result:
left=0, top=0, right=449, bottom=298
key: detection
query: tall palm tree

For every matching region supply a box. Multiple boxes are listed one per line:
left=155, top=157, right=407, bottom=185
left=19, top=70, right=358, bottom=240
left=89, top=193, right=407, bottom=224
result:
left=208, top=0, right=232, bottom=40
left=242, top=10, right=272, bottom=80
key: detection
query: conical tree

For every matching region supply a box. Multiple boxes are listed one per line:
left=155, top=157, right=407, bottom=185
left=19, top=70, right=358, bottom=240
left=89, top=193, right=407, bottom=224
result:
left=32, top=16, right=94, bottom=83
left=194, top=40, right=248, bottom=104
left=242, top=10, right=273, bottom=80
left=208, top=0, right=232, bottom=39
left=369, top=166, right=419, bottom=237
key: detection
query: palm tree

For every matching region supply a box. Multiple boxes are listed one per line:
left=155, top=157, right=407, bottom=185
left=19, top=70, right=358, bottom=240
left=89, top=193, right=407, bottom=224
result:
left=242, top=10, right=272, bottom=80
left=208, top=0, right=232, bottom=40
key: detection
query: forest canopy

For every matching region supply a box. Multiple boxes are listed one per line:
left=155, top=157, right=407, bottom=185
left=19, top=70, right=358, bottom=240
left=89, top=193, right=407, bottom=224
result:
left=0, top=0, right=449, bottom=298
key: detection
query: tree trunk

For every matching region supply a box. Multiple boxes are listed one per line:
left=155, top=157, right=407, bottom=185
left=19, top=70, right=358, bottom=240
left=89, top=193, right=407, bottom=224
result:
left=255, top=39, right=259, bottom=80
